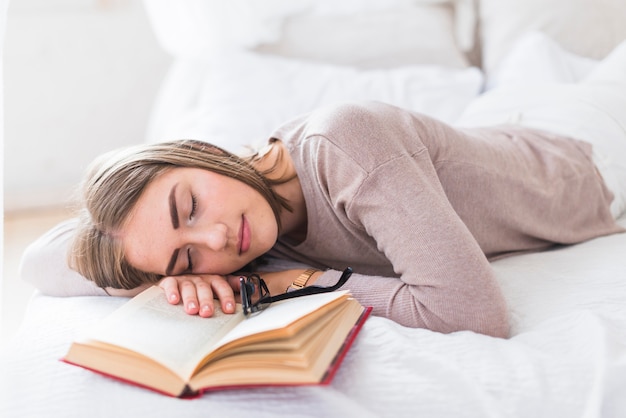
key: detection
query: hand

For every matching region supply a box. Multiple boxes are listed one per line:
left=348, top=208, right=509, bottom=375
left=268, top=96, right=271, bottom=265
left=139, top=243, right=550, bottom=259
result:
left=159, top=274, right=238, bottom=318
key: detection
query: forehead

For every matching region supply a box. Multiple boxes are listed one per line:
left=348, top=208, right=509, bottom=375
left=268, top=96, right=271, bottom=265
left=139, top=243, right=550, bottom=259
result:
left=129, top=167, right=183, bottom=220
left=120, top=170, right=175, bottom=274
left=135, top=166, right=214, bottom=204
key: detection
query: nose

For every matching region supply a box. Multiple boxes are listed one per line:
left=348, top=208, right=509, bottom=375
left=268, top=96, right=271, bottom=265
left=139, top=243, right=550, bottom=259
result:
left=195, top=223, right=229, bottom=252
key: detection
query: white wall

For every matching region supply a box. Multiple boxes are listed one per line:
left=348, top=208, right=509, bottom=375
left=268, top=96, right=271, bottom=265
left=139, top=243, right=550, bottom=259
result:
left=0, top=0, right=9, bottom=341
left=3, top=0, right=171, bottom=211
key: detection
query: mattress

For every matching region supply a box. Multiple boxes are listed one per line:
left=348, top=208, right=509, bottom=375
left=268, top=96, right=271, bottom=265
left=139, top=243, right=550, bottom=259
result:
left=2, top=216, right=625, bottom=418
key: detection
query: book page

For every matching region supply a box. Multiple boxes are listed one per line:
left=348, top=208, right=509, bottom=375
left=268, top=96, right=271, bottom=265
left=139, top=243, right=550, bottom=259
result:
left=86, top=286, right=243, bottom=379
left=83, top=287, right=351, bottom=381
left=216, top=290, right=351, bottom=347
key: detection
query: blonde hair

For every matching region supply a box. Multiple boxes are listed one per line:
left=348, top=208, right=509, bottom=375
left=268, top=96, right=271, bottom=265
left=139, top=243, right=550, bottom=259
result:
left=70, top=139, right=291, bottom=290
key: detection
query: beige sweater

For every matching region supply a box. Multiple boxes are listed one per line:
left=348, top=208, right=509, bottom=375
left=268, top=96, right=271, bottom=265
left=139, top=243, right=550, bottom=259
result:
left=269, top=101, right=623, bottom=337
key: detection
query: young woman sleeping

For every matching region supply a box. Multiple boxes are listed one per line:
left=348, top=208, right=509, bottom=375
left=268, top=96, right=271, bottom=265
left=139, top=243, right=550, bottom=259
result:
left=22, top=41, right=626, bottom=338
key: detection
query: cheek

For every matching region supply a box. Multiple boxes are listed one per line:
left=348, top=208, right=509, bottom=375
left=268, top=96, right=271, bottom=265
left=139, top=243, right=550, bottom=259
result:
left=121, top=234, right=151, bottom=273
left=258, top=212, right=280, bottom=250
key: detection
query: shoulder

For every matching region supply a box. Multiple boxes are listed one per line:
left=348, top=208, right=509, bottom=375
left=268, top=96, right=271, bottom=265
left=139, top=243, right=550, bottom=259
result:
left=272, top=101, right=448, bottom=173
left=306, top=101, right=433, bottom=161
left=306, top=101, right=416, bottom=135
left=273, top=100, right=440, bottom=143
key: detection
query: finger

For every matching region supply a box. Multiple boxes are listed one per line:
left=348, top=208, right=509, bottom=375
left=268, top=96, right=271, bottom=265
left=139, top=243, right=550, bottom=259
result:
left=225, top=275, right=244, bottom=304
left=179, top=278, right=201, bottom=315
left=212, top=277, right=237, bottom=314
left=193, top=277, right=216, bottom=318
left=226, top=274, right=244, bottom=292
left=159, top=276, right=181, bottom=305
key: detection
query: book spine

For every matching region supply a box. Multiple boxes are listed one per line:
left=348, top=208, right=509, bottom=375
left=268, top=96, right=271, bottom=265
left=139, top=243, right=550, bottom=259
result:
left=320, top=306, right=372, bottom=385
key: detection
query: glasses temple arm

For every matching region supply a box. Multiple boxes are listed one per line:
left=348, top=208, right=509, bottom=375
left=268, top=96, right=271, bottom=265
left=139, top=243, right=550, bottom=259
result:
left=260, top=267, right=353, bottom=304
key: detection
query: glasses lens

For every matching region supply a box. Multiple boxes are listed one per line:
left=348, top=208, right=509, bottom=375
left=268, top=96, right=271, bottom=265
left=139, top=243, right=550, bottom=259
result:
left=240, top=275, right=270, bottom=316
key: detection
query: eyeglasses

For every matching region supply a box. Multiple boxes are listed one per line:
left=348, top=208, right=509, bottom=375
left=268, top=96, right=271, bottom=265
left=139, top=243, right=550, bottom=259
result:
left=239, top=267, right=353, bottom=317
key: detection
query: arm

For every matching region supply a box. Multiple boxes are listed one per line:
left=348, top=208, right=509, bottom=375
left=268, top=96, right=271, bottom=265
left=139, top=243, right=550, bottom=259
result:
left=316, top=152, right=509, bottom=337
left=292, top=102, right=509, bottom=336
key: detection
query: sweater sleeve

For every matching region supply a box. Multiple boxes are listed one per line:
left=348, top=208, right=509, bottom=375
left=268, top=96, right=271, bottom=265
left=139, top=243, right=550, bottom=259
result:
left=316, top=151, right=509, bottom=337
left=19, top=218, right=107, bottom=297
left=301, top=102, right=510, bottom=337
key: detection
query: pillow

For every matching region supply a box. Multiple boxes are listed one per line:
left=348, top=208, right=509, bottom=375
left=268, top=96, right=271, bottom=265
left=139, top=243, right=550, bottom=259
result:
left=146, top=52, right=484, bottom=153
left=143, top=0, right=472, bottom=69
left=478, top=0, right=626, bottom=75
left=255, top=2, right=471, bottom=68
left=455, top=38, right=626, bottom=129
left=486, top=32, right=599, bottom=90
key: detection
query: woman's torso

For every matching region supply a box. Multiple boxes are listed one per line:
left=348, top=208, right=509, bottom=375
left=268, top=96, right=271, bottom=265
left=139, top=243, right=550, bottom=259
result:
left=268, top=101, right=621, bottom=272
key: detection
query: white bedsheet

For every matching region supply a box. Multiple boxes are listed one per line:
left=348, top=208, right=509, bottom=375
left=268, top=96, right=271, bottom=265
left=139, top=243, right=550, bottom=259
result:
left=2, top=217, right=625, bottom=418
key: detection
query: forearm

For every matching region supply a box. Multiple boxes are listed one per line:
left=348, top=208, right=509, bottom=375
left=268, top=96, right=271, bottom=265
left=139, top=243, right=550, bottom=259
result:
left=314, top=269, right=509, bottom=338
left=254, top=260, right=508, bottom=336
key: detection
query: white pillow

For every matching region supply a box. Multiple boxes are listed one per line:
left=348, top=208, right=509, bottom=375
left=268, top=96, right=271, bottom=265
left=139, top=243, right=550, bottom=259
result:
left=478, top=0, right=626, bottom=75
left=255, top=2, right=471, bottom=68
left=456, top=32, right=600, bottom=128
left=146, top=52, right=484, bottom=153
left=143, top=0, right=472, bottom=69
left=486, top=32, right=599, bottom=90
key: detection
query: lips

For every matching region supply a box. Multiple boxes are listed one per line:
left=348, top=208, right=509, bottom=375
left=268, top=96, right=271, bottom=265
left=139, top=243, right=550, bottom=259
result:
left=239, top=215, right=251, bottom=255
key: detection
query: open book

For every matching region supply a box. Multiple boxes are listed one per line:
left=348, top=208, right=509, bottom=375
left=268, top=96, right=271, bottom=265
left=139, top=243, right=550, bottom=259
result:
left=63, top=286, right=370, bottom=397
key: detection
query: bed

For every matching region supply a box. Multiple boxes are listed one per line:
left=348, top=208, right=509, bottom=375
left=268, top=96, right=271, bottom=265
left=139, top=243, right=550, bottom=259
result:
left=3, top=1, right=626, bottom=417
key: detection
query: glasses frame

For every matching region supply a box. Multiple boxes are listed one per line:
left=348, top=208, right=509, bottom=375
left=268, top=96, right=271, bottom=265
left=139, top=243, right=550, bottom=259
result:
left=239, top=267, right=353, bottom=317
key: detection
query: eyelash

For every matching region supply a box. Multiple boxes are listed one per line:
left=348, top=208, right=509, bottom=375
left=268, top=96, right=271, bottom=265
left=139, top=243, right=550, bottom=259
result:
left=190, top=194, right=198, bottom=219
left=186, top=248, right=193, bottom=273
left=187, top=194, right=198, bottom=273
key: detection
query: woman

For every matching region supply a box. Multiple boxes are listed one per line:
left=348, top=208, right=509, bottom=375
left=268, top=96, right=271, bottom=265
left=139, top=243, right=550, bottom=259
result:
left=23, top=42, right=626, bottom=338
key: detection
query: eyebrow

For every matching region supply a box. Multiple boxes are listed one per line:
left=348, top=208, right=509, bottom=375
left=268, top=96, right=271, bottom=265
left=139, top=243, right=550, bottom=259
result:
left=165, top=249, right=179, bottom=277
left=169, top=184, right=180, bottom=230
left=166, top=185, right=180, bottom=276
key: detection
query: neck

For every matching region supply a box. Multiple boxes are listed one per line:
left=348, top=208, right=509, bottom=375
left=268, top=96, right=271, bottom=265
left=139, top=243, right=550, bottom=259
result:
left=275, top=176, right=307, bottom=242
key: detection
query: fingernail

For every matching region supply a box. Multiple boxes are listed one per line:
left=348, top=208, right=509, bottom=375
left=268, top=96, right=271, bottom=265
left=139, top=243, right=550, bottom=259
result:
left=187, top=302, right=197, bottom=310
left=169, top=294, right=177, bottom=302
left=201, top=305, right=211, bottom=314
left=226, top=302, right=234, bottom=312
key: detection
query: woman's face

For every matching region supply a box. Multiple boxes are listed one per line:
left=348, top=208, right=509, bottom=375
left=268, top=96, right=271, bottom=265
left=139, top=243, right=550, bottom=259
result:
left=121, top=167, right=279, bottom=277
